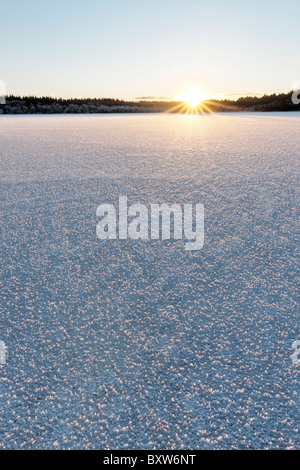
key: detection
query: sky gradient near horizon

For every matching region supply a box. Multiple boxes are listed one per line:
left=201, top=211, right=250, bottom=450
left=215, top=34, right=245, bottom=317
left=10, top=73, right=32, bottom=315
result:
left=1, top=0, right=300, bottom=100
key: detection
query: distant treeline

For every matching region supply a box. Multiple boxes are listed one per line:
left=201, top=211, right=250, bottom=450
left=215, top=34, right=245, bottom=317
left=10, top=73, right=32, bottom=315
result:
left=0, top=91, right=299, bottom=114
left=233, top=91, right=299, bottom=111
left=208, top=91, right=300, bottom=112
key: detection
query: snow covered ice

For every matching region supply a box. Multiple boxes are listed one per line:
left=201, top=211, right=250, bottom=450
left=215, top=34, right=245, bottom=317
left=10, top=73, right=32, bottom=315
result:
left=0, top=113, right=299, bottom=449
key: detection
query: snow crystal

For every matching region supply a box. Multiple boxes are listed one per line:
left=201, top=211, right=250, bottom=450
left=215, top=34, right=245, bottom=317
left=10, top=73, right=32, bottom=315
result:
left=0, top=113, right=299, bottom=449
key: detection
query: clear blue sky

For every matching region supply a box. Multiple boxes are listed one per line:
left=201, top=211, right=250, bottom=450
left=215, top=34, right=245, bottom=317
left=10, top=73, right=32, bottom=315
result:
left=1, top=0, right=299, bottom=100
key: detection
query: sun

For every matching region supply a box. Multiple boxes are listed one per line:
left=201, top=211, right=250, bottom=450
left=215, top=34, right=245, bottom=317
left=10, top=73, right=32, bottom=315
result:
left=168, top=87, right=213, bottom=113
left=177, top=88, right=208, bottom=107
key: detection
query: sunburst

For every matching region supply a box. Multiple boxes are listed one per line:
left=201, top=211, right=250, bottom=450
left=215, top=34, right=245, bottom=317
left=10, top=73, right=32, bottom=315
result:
left=178, top=88, right=208, bottom=108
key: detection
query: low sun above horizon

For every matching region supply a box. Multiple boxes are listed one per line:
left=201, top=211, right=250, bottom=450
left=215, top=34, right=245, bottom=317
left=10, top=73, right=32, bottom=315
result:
left=168, top=87, right=212, bottom=113
left=177, top=88, right=209, bottom=107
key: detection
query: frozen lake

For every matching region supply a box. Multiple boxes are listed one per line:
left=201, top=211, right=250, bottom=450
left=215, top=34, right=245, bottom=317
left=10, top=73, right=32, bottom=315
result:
left=0, top=113, right=299, bottom=449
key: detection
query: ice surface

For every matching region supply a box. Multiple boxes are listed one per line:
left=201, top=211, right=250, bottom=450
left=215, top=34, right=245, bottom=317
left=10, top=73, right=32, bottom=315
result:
left=0, top=113, right=299, bottom=449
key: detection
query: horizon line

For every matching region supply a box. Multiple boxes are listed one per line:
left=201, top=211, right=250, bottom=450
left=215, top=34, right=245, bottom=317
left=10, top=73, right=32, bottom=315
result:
left=4, top=89, right=295, bottom=104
